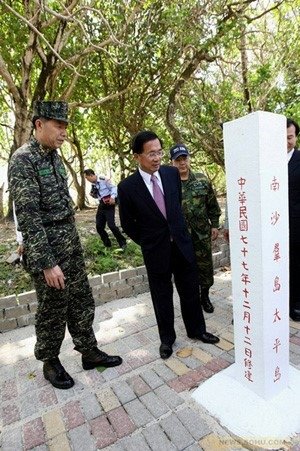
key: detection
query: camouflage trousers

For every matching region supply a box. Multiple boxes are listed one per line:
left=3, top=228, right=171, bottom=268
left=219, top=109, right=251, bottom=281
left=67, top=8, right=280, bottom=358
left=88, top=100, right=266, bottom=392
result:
left=31, top=223, right=97, bottom=361
left=192, top=234, right=214, bottom=290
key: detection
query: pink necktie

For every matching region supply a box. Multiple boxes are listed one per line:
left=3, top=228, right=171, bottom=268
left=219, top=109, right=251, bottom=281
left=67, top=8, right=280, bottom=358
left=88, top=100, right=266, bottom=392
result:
left=151, top=175, right=167, bottom=219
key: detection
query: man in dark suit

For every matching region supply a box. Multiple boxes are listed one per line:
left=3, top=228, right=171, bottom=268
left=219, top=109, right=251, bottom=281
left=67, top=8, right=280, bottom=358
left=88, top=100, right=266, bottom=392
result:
left=288, top=118, right=300, bottom=321
left=118, top=130, right=219, bottom=359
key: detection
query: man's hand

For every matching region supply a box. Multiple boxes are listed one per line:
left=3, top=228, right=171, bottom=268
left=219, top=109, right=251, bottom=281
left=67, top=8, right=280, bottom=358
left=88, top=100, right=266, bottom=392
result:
left=223, top=229, right=229, bottom=242
left=17, top=244, right=24, bottom=256
left=109, top=197, right=116, bottom=205
left=43, top=265, right=66, bottom=290
left=211, top=228, right=219, bottom=241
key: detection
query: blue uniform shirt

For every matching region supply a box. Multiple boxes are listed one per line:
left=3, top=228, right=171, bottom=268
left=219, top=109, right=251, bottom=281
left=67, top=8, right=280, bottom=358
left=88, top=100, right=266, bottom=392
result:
left=91, top=176, right=118, bottom=201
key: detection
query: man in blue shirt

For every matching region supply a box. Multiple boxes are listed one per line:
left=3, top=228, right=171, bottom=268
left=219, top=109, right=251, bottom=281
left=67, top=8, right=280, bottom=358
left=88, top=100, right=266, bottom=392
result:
left=84, top=169, right=126, bottom=249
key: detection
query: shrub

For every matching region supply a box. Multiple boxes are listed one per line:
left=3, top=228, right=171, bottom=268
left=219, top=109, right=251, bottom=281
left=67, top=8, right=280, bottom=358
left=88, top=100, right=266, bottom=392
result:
left=0, top=236, right=144, bottom=297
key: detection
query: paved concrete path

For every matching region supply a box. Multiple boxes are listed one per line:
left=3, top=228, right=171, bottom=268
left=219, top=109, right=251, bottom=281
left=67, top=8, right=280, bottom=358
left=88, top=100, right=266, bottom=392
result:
left=1, top=270, right=300, bottom=451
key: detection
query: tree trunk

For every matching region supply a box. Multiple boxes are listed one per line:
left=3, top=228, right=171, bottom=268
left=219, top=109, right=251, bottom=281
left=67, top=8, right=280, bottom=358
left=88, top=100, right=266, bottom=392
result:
left=60, top=126, right=88, bottom=210
left=166, top=49, right=215, bottom=142
left=240, top=30, right=252, bottom=113
left=6, top=104, right=33, bottom=218
left=0, top=182, right=4, bottom=220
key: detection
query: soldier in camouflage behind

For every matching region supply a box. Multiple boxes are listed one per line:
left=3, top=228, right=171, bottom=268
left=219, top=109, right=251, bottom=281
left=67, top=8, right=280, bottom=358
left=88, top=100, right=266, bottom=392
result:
left=8, top=101, right=122, bottom=390
left=170, top=144, right=221, bottom=313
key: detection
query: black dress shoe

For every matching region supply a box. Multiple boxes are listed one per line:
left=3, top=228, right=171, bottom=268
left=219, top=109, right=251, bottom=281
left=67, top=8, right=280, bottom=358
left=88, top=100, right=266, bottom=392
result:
left=202, top=299, right=214, bottom=313
left=201, top=288, right=214, bottom=313
left=290, top=310, right=300, bottom=322
left=159, top=343, right=173, bottom=359
left=82, top=348, right=122, bottom=370
left=188, top=332, right=220, bottom=344
left=43, top=358, right=74, bottom=390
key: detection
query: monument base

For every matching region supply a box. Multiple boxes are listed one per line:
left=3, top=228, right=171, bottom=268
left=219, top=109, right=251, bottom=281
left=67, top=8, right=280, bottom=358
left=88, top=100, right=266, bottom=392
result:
left=192, top=364, right=300, bottom=449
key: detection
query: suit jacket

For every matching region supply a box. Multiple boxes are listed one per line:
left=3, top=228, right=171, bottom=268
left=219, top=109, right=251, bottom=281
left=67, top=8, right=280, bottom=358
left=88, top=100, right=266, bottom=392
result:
left=288, top=149, right=300, bottom=243
left=118, top=165, right=196, bottom=272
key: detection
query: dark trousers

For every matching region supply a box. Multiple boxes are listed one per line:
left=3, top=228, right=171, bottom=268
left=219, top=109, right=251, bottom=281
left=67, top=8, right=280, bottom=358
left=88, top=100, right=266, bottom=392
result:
left=96, top=204, right=126, bottom=247
left=290, top=240, right=300, bottom=312
left=146, top=242, right=206, bottom=345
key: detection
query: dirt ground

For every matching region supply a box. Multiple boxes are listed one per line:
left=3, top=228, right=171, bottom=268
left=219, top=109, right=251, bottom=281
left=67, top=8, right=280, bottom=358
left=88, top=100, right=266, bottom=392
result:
left=0, top=208, right=99, bottom=254
left=0, top=217, right=19, bottom=247
left=0, top=205, right=227, bottom=255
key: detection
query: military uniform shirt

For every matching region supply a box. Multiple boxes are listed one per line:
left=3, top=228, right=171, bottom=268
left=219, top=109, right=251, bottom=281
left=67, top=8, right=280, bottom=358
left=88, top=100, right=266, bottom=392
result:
left=181, top=170, right=221, bottom=239
left=8, top=137, right=74, bottom=272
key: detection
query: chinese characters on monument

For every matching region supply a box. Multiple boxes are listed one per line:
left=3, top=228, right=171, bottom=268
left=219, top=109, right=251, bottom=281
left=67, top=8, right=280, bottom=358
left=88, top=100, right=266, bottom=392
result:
left=224, top=111, right=289, bottom=399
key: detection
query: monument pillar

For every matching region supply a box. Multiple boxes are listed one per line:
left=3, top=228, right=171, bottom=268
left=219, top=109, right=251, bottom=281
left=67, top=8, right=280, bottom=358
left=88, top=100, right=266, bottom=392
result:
left=224, top=110, right=289, bottom=399
left=192, top=111, right=300, bottom=447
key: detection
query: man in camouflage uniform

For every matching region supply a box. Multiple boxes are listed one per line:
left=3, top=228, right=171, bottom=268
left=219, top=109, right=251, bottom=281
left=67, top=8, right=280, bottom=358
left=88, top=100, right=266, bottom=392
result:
left=170, top=144, right=221, bottom=313
left=9, top=101, right=122, bottom=389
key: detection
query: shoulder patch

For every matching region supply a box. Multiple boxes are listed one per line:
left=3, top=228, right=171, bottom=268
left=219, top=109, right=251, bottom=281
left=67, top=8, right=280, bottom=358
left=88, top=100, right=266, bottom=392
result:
left=99, top=175, right=110, bottom=182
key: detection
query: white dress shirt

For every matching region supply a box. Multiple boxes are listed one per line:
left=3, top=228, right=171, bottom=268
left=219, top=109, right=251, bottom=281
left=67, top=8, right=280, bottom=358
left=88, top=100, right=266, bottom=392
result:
left=13, top=202, right=23, bottom=245
left=288, top=148, right=294, bottom=163
left=138, top=168, right=165, bottom=197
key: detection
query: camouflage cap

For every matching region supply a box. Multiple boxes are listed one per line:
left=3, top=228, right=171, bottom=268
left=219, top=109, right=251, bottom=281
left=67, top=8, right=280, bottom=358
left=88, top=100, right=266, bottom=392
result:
left=33, top=101, right=69, bottom=123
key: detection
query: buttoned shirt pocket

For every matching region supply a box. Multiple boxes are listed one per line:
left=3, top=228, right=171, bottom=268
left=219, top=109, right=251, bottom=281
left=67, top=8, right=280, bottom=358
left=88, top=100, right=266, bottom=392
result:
left=38, top=164, right=70, bottom=211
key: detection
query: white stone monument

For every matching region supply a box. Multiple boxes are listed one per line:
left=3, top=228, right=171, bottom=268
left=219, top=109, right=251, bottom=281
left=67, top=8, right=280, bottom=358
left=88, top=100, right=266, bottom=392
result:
left=192, top=111, right=300, bottom=447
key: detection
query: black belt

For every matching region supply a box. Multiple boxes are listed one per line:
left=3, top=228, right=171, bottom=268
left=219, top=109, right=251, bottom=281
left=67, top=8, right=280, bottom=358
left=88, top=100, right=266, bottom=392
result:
left=43, top=216, right=75, bottom=227
left=99, top=201, right=114, bottom=207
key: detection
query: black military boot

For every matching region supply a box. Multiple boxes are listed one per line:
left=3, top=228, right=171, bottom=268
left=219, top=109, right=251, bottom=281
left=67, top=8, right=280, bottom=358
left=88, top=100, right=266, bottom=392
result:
left=82, top=347, right=122, bottom=370
left=43, top=357, right=74, bottom=389
left=201, top=288, right=214, bottom=313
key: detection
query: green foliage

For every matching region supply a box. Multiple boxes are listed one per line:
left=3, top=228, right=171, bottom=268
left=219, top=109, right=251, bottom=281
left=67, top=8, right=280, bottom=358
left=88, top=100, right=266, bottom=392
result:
left=0, top=244, right=32, bottom=297
left=83, top=235, right=143, bottom=275
left=1, top=0, right=300, bottom=198
left=0, top=237, right=144, bottom=297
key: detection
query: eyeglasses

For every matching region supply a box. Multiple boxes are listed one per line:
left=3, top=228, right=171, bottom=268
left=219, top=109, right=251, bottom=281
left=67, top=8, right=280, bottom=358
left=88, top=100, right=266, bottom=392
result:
left=143, top=150, right=164, bottom=160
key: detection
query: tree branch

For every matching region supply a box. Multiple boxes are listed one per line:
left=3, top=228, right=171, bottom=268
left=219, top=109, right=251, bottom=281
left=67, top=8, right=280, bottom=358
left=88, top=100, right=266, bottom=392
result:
left=0, top=55, right=20, bottom=102
left=69, top=87, right=133, bottom=108
left=0, top=0, right=80, bottom=75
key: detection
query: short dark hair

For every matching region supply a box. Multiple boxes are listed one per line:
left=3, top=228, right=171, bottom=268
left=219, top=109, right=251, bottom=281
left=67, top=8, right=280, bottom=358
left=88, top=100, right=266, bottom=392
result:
left=32, top=116, right=49, bottom=129
left=83, top=169, right=95, bottom=176
left=131, top=130, right=163, bottom=154
left=32, top=116, right=39, bottom=129
left=287, top=118, right=299, bottom=136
